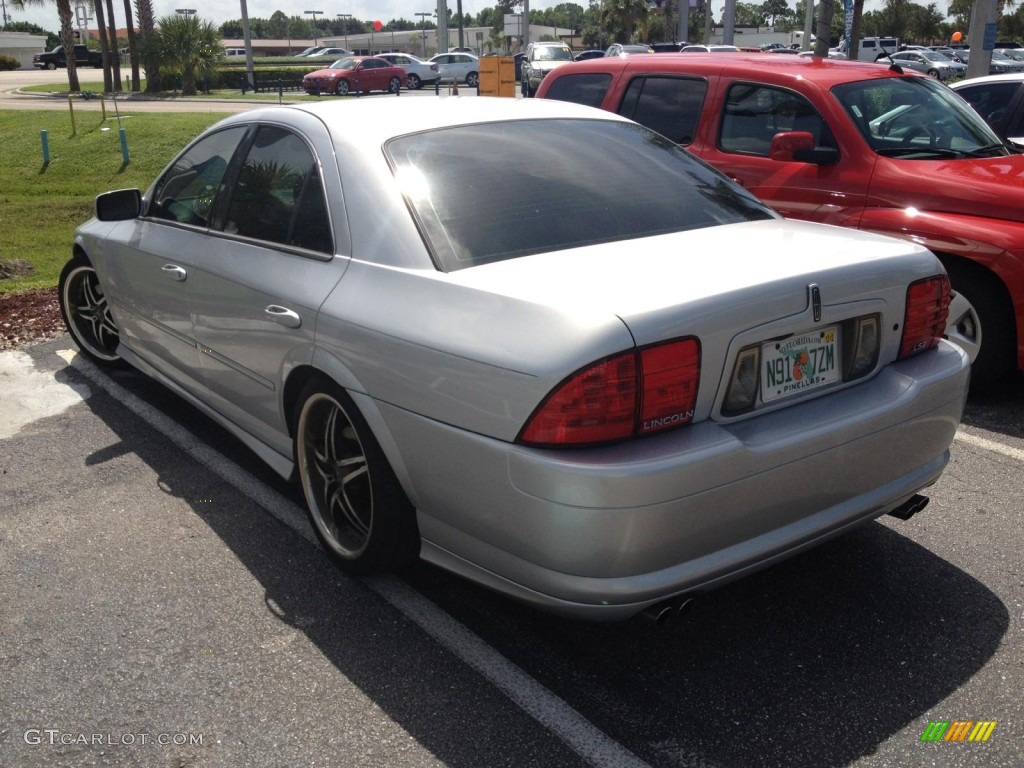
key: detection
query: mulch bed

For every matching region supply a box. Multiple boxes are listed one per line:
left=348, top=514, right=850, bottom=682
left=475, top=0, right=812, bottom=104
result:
left=0, top=288, right=66, bottom=351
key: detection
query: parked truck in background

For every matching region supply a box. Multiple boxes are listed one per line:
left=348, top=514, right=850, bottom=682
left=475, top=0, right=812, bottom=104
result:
left=32, top=44, right=103, bottom=70
left=709, top=27, right=813, bottom=49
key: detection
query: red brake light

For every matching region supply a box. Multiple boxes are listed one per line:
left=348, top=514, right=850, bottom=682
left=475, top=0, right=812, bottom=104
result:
left=899, top=275, right=950, bottom=359
left=518, top=338, right=700, bottom=446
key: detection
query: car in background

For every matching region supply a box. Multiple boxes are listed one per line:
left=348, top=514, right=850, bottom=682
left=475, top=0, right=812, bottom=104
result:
left=951, top=72, right=1024, bottom=147
left=574, top=49, right=605, bottom=61
left=295, top=46, right=326, bottom=57
left=681, top=44, right=741, bottom=52
left=302, top=56, right=407, bottom=95
left=766, top=47, right=800, bottom=54
left=521, top=41, right=575, bottom=96
left=307, top=47, right=353, bottom=59
left=954, top=48, right=1024, bottom=73
left=57, top=98, right=968, bottom=622
left=997, top=47, right=1024, bottom=62
left=427, top=51, right=480, bottom=87
left=886, top=49, right=967, bottom=80
left=537, top=53, right=1024, bottom=388
left=375, top=52, right=439, bottom=89
left=604, top=43, right=653, bottom=56
left=651, top=42, right=687, bottom=53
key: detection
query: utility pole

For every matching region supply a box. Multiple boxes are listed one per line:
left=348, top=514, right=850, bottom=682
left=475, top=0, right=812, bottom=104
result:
left=416, top=11, right=430, bottom=57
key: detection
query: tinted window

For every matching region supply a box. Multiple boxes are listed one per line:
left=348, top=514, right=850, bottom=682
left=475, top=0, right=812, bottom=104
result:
left=387, top=119, right=774, bottom=271
left=956, top=81, right=1021, bottom=126
left=222, top=126, right=332, bottom=253
left=150, top=126, right=247, bottom=226
left=720, top=84, right=832, bottom=156
left=618, top=76, right=708, bottom=145
left=543, top=72, right=612, bottom=108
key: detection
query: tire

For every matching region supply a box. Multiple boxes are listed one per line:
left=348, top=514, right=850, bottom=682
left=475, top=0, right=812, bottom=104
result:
left=466, top=71, right=479, bottom=88
left=46, top=62, right=56, bottom=70
left=943, top=259, right=1016, bottom=391
left=388, top=76, right=401, bottom=93
left=335, top=79, right=350, bottom=96
left=58, top=255, right=123, bottom=367
left=294, top=379, right=419, bottom=575
left=927, top=69, right=939, bottom=78
left=407, top=73, right=421, bottom=90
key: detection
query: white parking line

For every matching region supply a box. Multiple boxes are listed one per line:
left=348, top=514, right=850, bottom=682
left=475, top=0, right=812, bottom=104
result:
left=58, top=349, right=660, bottom=768
left=954, top=430, right=1024, bottom=463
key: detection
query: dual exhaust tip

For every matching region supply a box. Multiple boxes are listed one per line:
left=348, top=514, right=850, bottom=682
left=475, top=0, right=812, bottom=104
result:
left=639, top=494, right=930, bottom=627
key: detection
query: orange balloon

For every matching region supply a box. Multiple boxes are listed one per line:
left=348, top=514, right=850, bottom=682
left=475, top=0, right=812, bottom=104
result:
left=951, top=31, right=962, bottom=42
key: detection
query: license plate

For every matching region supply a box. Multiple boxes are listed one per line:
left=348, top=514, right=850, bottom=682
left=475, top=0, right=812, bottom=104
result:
left=761, top=327, right=840, bottom=404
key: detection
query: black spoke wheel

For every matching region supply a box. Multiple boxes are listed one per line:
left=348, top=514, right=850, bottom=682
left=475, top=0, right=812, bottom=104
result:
left=58, top=255, right=123, bottom=366
left=295, top=379, right=418, bottom=575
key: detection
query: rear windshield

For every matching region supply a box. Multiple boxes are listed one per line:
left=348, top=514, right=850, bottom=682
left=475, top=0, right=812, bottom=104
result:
left=386, top=118, right=775, bottom=271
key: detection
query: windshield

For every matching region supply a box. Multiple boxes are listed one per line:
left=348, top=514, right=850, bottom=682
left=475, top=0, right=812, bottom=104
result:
left=329, top=57, right=357, bottom=70
left=832, top=76, right=1007, bottom=158
left=387, top=119, right=775, bottom=271
left=536, top=46, right=573, bottom=61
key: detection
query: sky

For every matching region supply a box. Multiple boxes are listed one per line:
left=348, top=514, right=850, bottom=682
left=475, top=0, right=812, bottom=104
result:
left=9, top=0, right=889, bottom=37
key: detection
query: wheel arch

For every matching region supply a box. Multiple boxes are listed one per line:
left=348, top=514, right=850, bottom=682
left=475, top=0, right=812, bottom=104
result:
left=282, top=361, right=421, bottom=508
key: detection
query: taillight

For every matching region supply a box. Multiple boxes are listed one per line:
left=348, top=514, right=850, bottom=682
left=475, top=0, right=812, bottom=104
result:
left=899, top=275, right=949, bottom=359
left=517, top=338, right=700, bottom=447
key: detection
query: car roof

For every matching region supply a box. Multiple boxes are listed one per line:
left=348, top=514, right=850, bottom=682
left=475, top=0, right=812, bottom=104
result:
left=560, top=52, right=919, bottom=88
left=951, top=72, right=1024, bottom=87
left=211, top=95, right=631, bottom=146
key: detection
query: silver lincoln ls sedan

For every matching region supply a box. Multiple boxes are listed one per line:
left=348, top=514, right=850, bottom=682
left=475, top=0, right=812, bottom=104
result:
left=59, top=98, right=970, bottom=622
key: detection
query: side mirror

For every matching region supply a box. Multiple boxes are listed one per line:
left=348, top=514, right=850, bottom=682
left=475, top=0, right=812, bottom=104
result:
left=769, top=131, right=839, bottom=165
left=95, top=188, right=142, bottom=221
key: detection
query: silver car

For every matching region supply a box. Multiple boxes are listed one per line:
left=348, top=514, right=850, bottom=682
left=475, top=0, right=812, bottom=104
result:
left=58, top=99, right=969, bottom=622
left=426, top=52, right=479, bottom=87
left=887, top=50, right=968, bottom=80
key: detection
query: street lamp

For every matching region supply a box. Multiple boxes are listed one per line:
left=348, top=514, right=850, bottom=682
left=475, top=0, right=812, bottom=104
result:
left=305, top=9, right=323, bottom=46
left=336, top=13, right=352, bottom=51
left=415, top=12, right=430, bottom=58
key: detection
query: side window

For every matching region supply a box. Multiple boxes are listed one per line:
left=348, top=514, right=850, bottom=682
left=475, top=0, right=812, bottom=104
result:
left=149, top=126, right=247, bottom=226
left=222, top=126, right=333, bottom=254
left=543, top=72, right=613, bottom=108
left=720, top=84, right=831, bottom=156
left=619, top=76, right=708, bottom=145
left=958, top=82, right=1019, bottom=126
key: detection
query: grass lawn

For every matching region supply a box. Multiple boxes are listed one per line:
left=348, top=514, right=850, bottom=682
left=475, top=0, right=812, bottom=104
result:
left=0, top=109, right=223, bottom=293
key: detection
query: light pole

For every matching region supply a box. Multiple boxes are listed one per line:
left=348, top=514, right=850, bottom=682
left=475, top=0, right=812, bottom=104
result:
left=415, top=12, right=430, bottom=58
left=305, top=9, right=323, bottom=46
left=337, top=13, right=352, bottom=51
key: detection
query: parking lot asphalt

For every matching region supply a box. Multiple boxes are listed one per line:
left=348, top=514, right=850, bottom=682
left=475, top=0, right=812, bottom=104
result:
left=2, top=337, right=1023, bottom=768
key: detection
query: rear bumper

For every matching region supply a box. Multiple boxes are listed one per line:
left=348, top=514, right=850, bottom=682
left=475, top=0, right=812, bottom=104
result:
left=380, top=341, right=970, bottom=620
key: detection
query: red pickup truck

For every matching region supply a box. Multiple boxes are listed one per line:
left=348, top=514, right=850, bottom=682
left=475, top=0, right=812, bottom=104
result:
left=537, top=54, right=1024, bottom=389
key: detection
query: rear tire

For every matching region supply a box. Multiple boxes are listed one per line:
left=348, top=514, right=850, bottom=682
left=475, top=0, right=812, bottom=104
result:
left=943, top=259, right=1016, bottom=391
left=466, top=71, right=479, bottom=88
left=407, top=73, right=421, bottom=90
left=294, top=378, right=419, bottom=575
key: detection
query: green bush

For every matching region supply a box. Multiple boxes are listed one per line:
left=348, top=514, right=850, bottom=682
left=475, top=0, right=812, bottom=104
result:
left=0, top=55, right=21, bottom=71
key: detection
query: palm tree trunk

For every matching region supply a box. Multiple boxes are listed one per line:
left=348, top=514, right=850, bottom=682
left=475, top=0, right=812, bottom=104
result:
left=122, top=0, right=141, bottom=90
left=57, top=0, right=81, bottom=92
left=92, top=0, right=114, bottom=92
left=105, top=0, right=123, bottom=90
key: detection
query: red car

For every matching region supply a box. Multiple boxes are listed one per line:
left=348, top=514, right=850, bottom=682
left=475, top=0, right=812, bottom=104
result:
left=302, top=56, right=408, bottom=96
left=537, top=54, right=1024, bottom=389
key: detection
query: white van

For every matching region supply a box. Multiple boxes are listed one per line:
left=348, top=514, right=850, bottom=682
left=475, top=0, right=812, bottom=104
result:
left=224, top=48, right=246, bottom=58
left=835, top=37, right=899, bottom=62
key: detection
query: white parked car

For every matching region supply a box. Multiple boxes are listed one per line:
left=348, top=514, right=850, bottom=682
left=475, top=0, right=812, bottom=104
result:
left=375, top=52, right=440, bottom=90
left=427, top=52, right=480, bottom=87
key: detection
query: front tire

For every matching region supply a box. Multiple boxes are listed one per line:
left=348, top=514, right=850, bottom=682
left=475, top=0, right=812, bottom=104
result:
left=335, top=79, right=350, bottom=96
left=407, top=73, right=422, bottom=90
left=46, top=62, right=56, bottom=70
left=294, top=379, right=419, bottom=575
left=388, top=76, right=401, bottom=93
left=58, top=255, right=123, bottom=367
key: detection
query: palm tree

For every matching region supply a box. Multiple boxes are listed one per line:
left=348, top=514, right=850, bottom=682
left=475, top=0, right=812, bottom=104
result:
left=135, top=0, right=162, bottom=92
left=599, top=0, right=649, bottom=44
left=10, top=0, right=82, bottom=91
left=157, top=13, right=223, bottom=96
left=123, top=0, right=140, bottom=90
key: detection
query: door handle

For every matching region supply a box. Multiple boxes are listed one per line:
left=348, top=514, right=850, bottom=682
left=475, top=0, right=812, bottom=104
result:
left=161, top=264, right=187, bottom=281
left=265, top=305, right=302, bottom=329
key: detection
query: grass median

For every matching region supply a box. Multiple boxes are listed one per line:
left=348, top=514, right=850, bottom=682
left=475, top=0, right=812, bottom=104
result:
left=0, top=109, right=222, bottom=293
